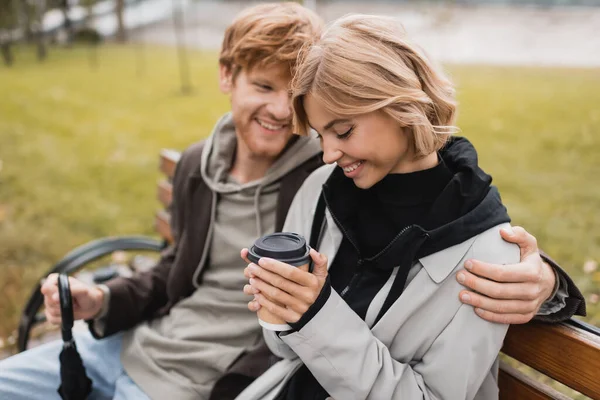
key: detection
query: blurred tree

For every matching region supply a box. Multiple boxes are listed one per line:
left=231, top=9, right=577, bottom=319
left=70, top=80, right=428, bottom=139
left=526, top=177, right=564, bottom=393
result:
left=0, top=0, right=16, bottom=66
left=115, top=0, right=126, bottom=42
left=172, top=0, right=191, bottom=94
left=18, top=0, right=33, bottom=41
left=135, top=0, right=146, bottom=77
left=80, top=0, right=96, bottom=26
left=31, top=0, right=48, bottom=62
left=81, top=0, right=99, bottom=68
left=60, top=0, right=73, bottom=44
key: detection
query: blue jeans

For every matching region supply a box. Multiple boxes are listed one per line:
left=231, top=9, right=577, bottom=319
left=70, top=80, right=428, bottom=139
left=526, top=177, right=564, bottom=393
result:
left=0, top=330, right=150, bottom=400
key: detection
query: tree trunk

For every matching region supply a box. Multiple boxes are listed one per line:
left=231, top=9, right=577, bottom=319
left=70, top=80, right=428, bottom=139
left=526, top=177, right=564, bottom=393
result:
left=36, top=35, right=47, bottom=61
left=172, top=0, right=191, bottom=94
left=20, top=0, right=34, bottom=42
left=35, top=0, right=47, bottom=62
left=1, top=0, right=16, bottom=66
left=115, top=0, right=126, bottom=43
left=1, top=41, right=13, bottom=67
left=61, top=0, right=73, bottom=45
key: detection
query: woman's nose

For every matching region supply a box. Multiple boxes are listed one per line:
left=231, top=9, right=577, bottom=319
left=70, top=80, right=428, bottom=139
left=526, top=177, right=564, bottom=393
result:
left=321, top=137, right=343, bottom=165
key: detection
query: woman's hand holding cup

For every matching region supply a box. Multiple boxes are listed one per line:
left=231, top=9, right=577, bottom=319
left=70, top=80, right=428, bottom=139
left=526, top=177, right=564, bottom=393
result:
left=241, top=232, right=328, bottom=330
left=243, top=249, right=328, bottom=324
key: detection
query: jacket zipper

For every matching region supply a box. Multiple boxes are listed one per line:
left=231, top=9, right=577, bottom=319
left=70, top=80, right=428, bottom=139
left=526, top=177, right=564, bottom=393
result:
left=368, top=224, right=415, bottom=260
left=340, top=259, right=362, bottom=297
left=323, top=194, right=417, bottom=299
left=322, top=195, right=363, bottom=298
left=343, top=225, right=417, bottom=298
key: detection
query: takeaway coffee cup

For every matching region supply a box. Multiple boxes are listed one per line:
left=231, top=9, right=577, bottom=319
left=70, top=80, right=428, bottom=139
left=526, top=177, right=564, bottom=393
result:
left=247, top=232, right=311, bottom=331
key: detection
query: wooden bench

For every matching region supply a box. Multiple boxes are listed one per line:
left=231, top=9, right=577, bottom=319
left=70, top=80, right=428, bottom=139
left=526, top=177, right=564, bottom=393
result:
left=157, top=149, right=600, bottom=400
left=500, top=320, right=600, bottom=399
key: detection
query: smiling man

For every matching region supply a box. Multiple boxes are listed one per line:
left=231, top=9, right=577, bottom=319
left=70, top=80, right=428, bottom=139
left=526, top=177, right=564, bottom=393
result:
left=0, top=4, right=324, bottom=400
left=0, top=3, right=585, bottom=400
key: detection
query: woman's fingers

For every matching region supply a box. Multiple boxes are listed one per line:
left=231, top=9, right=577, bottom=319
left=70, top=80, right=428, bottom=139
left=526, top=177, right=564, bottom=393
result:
left=309, top=249, right=328, bottom=277
left=247, top=263, right=316, bottom=304
left=249, top=277, right=309, bottom=315
left=243, top=284, right=260, bottom=296
left=243, top=251, right=329, bottom=320
left=254, top=293, right=302, bottom=323
left=256, top=258, right=318, bottom=288
left=240, top=248, right=252, bottom=265
left=247, top=299, right=261, bottom=312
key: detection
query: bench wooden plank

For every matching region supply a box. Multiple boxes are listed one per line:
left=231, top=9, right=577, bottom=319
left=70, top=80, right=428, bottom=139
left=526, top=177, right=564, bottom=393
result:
left=159, top=149, right=181, bottom=180
left=157, top=180, right=173, bottom=208
left=155, top=210, right=173, bottom=243
left=498, top=361, right=570, bottom=400
left=502, top=322, right=600, bottom=399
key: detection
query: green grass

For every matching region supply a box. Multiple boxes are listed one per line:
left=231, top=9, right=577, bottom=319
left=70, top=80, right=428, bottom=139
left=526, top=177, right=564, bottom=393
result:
left=1, top=45, right=599, bottom=351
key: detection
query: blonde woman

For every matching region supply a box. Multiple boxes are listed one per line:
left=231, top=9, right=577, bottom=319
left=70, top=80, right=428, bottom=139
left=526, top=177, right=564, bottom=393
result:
left=239, top=15, right=548, bottom=400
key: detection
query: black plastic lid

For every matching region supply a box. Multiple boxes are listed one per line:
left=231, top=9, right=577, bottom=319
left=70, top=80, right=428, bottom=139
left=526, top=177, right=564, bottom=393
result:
left=248, top=232, right=310, bottom=267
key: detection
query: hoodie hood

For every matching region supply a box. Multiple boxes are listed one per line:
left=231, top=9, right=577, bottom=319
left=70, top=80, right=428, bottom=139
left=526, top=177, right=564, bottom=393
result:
left=417, top=136, right=510, bottom=257
left=199, top=112, right=322, bottom=237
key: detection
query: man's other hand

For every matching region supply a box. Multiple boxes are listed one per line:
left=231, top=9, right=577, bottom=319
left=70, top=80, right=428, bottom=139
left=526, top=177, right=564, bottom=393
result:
left=456, top=226, right=556, bottom=324
left=40, top=273, right=105, bottom=325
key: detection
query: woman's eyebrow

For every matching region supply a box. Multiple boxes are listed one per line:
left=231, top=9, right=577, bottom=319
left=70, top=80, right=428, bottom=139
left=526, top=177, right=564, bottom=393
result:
left=323, top=118, right=351, bottom=131
left=253, top=78, right=271, bottom=85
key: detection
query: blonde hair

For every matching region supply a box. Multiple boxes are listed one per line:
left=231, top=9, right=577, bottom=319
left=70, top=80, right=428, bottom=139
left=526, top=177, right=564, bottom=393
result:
left=292, top=15, right=458, bottom=157
left=219, top=3, right=323, bottom=77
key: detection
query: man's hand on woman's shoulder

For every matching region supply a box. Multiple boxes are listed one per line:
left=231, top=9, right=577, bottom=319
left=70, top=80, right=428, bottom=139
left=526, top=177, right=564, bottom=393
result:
left=456, top=226, right=556, bottom=324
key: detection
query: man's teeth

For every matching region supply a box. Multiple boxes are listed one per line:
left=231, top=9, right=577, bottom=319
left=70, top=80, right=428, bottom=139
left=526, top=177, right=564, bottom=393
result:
left=343, top=161, right=363, bottom=173
left=257, top=119, right=284, bottom=130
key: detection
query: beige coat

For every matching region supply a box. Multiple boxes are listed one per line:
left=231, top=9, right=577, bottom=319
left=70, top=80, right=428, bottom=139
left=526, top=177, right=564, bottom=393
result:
left=237, top=164, right=520, bottom=400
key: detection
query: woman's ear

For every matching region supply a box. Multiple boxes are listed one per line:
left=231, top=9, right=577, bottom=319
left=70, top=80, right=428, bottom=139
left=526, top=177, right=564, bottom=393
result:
left=219, top=64, right=233, bottom=94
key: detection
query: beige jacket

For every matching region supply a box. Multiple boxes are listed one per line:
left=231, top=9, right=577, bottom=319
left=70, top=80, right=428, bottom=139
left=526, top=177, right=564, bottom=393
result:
left=237, top=164, right=520, bottom=400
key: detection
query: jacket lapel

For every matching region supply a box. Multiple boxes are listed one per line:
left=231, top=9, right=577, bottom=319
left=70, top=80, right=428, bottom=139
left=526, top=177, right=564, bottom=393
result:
left=321, top=209, right=343, bottom=271
left=418, top=236, right=477, bottom=283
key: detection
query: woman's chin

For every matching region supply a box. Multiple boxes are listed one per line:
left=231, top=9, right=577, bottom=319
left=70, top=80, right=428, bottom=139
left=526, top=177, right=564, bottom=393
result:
left=352, top=175, right=376, bottom=190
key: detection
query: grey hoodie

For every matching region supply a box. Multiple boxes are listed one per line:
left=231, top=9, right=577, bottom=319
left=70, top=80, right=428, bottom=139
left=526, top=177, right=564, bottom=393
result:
left=194, top=113, right=323, bottom=287
left=120, top=113, right=322, bottom=400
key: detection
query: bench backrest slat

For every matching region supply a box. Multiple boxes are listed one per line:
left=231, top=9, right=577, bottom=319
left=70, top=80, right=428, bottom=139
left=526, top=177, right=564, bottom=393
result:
left=159, top=149, right=180, bottom=180
left=502, top=322, right=600, bottom=399
left=157, top=180, right=172, bottom=208
left=155, top=210, right=172, bottom=243
left=156, top=150, right=179, bottom=244
left=498, top=361, right=570, bottom=400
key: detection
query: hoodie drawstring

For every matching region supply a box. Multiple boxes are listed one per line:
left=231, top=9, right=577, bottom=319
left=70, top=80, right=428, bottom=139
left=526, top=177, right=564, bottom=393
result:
left=254, top=185, right=264, bottom=238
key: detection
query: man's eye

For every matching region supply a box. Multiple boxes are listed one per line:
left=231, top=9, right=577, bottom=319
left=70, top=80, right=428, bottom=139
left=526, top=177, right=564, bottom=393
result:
left=256, top=83, right=272, bottom=91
